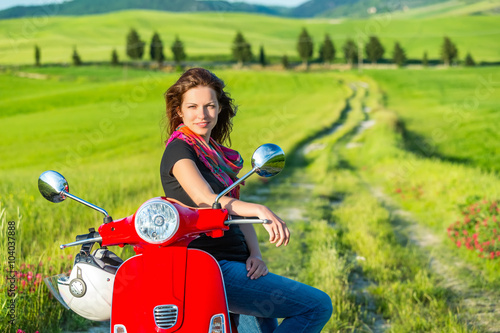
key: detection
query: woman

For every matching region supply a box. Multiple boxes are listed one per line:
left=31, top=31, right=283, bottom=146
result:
left=160, top=68, right=332, bottom=332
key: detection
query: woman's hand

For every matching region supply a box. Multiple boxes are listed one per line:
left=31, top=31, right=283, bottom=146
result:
left=246, top=255, right=269, bottom=280
left=258, top=205, right=290, bottom=247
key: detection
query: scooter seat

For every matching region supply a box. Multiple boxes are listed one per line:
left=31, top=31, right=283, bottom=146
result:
left=103, top=265, right=120, bottom=274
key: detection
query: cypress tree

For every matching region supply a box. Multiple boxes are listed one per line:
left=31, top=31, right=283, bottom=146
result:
left=126, top=28, right=145, bottom=60
left=282, top=54, right=289, bottom=69
left=322, top=34, right=335, bottom=64
left=365, top=36, right=384, bottom=64
left=296, top=27, right=313, bottom=68
left=150, top=32, right=165, bottom=65
left=423, top=51, right=429, bottom=67
left=171, top=35, right=187, bottom=65
left=232, top=31, right=252, bottom=67
left=318, top=43, right=324, bottom=63
left=72, top=46, right=82, bottom=66
left=34, top=44, right=41, bottom=66
left=392, top=42, right=406, bottom=67
left=343, top=39, right=358, bottom=66
left=111, top=49, right=119, bottom=66
left=441, top=36, right=458, bottom=66
left=464, top=53, right=475, bottom=67
left=259, top=45, right=266, bottom=67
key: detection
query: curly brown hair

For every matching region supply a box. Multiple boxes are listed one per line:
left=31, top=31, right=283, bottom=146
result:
left=164, top=68, right=237, bottom=145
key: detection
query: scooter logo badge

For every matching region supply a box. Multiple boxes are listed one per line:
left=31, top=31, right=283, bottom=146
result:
left=69, top=266, right=87, bottom=298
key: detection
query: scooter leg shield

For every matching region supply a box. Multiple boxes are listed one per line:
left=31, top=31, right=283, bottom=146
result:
left=182, top=249, right=231, bottom=333
left=110, top=246, right=188, bottom=333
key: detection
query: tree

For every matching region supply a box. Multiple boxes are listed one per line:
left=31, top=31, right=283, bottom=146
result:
left=392, top=42, right=406, bottom=67
left=259, top=45, right=266, bottom=67
left=464, top=52, right=475, bottom=67
left=281, top=54, right=289, bottom=69
left=321, top=34, right=335, bottom=65
left=232, top=31, right=252, bottom=67
left=422, top=51, right=429, bottom=67
left=34, top=44, right=40, bottom=66
left=150, top=32, right=165, bottom=65
left=365, top=36, right=384, bottom=64
left=171, top=35, right=186, bottom=66
left=111, top=49, right=119, bottom=66
left=317, top=43, right=324, bottom=63
left=126, top=28, right=145, bottom=60
left=72, top=46, right=82, bottom=66
left=441, top=36, right=458, bottom=66
left=296, top=27, right=313, bottom=68
left=343, top=39, right=358, bottom=66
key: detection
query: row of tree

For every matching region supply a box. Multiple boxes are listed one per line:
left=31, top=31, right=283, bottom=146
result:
left=32, top=28, right=476, bottom=68
left=293, top=28, right=474, bottom=68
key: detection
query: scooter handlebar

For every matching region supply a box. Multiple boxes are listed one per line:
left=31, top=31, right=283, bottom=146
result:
left=60, top=236, right=103, bottom=250
left=224, top=219, right=271, bottom=225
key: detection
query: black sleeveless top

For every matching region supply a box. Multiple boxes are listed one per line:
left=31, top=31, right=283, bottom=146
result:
left=160, top=139, right=250, bottom=262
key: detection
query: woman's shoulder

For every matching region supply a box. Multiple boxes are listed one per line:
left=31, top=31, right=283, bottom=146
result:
left=161, top=139, right=197, bottom=171
left=165, top=138, right=191, bottom=150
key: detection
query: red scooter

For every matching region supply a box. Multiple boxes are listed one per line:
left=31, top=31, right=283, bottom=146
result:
left=40, top=144, right=285, bottom=333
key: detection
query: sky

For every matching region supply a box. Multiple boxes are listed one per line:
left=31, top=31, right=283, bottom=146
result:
left=0, top=0, right=309, bottom=11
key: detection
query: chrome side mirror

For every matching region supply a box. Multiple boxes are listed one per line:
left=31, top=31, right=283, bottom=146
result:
left=38, top=170, right=111, bottom=221
left=213, top=144, right=286, bottom=208
left=251, top=143, right=285, bottom=177
left=38, top=170, right=69, bottom=203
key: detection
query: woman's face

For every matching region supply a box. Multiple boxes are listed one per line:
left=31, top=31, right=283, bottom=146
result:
left=179, top=86, right=220, bottom=143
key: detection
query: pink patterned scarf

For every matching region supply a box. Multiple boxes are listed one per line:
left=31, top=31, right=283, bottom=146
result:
left=166, top=124, right=243, bottom=199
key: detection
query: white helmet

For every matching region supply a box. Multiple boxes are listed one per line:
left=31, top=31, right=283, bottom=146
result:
left=45, top=248, right=123, bottom=321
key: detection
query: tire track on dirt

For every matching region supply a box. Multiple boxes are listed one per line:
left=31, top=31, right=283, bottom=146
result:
left=280, top=82, right=389, bottom=333
left=345, top=83, right=500, bottom=332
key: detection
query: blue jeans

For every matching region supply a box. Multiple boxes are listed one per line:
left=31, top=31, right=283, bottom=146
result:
left=219, top=260, right=333, bottom=333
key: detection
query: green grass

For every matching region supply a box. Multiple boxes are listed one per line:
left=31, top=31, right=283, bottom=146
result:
left=365, top=67, right=500, bottom=173
left=0, top=66, right=350, bottom=332
left=1, top=64, right=500, bottom=332
left=379, top=0, right=500, bottom=19
left=0, top=10, right=500, bottom=65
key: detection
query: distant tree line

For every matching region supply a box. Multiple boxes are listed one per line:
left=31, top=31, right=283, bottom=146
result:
left=32, top=28, right=476, bottom=69
left=233, top=29, right=476, bottom=69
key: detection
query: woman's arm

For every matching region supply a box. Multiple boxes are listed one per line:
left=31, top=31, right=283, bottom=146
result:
left=239, top=224, right=269, bottom=279
left=172, top=158, right=290, bottom=247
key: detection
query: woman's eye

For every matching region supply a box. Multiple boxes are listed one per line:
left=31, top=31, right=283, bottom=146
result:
left=188, top=105, right=196, bottom=109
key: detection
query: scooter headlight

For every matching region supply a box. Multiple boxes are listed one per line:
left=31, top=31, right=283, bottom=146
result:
left=135, top=199, right=179, bottom=244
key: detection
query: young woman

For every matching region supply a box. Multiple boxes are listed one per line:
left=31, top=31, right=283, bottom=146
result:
left=160, top=68, right=332, bottom=332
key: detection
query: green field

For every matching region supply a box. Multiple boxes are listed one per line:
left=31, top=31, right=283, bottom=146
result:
left=1, top=63, right=500, bottom=332
left=380, top=0, right=500, bottom=19
left=1, top=10, right=500, bottom=65
left=1, top=7, right=500, bottom=333
left=367, top=67, right=500, bottom=173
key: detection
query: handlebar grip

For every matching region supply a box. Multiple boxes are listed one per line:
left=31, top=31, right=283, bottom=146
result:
left=224, top=219, right=271, bottom=225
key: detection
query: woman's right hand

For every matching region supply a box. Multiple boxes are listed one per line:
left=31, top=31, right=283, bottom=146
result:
left=258, top=205, right=290, bottom=247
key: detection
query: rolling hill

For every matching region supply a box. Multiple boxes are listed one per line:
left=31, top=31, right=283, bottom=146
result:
left=0, top=10, right=499, bottom=65
left=1, top=0, right=494, bottom=19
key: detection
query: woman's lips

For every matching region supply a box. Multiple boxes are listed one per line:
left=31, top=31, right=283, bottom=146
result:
left=196, top=122, right=209, bottom=128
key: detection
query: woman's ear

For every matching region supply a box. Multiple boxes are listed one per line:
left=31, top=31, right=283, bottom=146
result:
left=176, top=106, right=182, bottom=118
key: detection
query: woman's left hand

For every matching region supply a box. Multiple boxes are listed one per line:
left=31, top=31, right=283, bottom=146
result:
left=246, top=255, right=269, bottom=280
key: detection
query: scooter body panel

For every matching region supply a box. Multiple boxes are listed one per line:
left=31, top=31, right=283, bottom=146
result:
left=110, top=246, right=230, bottom=332
left=111, top=245, right=188, bottom=333
left=182, top=249, right=231, bottom=332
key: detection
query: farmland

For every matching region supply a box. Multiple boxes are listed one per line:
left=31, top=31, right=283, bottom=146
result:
left=0, top=10, right=499, bottom=64
left=1, top=7, right=500, bottom=333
